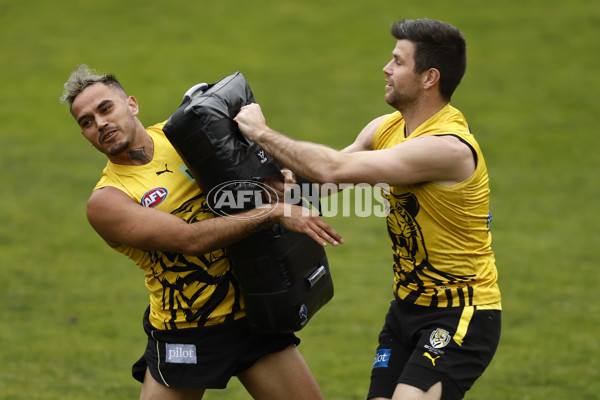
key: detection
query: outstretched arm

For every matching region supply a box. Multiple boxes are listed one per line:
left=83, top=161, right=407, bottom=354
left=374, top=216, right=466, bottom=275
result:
left=234, top=104, right=475, bottom=187
left=235, top=104, right=368, bottom=184
left=87, top=186, right=342, bottom=254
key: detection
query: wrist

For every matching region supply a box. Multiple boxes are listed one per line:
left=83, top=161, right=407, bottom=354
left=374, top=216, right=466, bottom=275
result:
left=265, top=202, right=283, bottom=223
left=247, top=126, right=266, bottom=144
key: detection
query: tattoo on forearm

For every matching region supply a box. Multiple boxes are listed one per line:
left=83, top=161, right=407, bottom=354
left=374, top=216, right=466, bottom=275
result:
left=128, top=147, right=151, bottom=163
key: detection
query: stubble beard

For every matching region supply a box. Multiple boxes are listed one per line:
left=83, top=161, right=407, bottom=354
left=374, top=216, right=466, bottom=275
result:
left=386, top=92, right=406, bottom=111
left=108, top=139, right=131, bottom=156
left=386, top=88, right=418, bottom=112
left=107, top=117, right=136, bottom=157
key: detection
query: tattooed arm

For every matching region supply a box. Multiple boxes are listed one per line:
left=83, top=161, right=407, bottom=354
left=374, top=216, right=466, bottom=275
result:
left=86, top=186, right=342, bottom=256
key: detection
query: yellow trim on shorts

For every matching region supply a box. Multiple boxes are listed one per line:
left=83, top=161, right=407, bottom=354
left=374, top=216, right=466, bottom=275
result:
left=453, top=306, right=474, bottom=346
left=453, top=301, right=502, bottom=346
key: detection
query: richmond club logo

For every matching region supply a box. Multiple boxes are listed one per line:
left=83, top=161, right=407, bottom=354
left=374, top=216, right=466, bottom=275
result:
left=141, top=187, right=168, bottom=208
left=429, top=328, right=451, bottom=349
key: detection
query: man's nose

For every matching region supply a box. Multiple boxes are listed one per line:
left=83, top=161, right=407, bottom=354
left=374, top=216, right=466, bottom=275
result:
left=97, top=116, right=109, bottom=130
left=383, top=60, right=393, bottom=75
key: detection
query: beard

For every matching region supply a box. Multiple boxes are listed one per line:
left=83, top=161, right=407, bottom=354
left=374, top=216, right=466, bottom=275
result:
left=104, top=119, right=136, bottom=157
left=385, top=88, right=418, bottom=111
left=385, top=75, right=422, bottom=111
left=108, top=139, right=131, bottom=156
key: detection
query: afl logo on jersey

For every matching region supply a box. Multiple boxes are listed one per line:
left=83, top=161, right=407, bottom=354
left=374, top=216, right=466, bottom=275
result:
left=141, top=187, right=168, bottom=208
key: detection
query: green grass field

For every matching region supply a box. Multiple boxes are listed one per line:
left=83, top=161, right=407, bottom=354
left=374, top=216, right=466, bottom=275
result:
left=1, top=0, right=599, bottom=399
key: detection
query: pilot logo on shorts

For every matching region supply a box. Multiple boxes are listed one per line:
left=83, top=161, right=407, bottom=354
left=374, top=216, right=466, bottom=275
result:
left=166, top=343, right=197, bottom=364
left=429, top=328, right=451, bottom=349
left=373, top=349, right=391, bottom=368
left=141, top=187, right=168, bottom=208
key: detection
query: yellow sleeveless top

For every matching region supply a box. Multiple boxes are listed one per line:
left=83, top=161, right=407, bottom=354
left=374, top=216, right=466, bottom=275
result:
left=94, top=122, right=245, bottom=329
left=372, top=105, right=501, bottom=308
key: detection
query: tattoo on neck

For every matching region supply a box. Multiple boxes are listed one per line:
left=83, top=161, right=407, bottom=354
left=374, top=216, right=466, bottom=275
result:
left=128, top=147, right=151, bottom=163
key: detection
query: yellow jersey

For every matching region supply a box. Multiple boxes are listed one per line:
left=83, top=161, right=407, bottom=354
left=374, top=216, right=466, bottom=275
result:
left=94, top=122, right=245, bottom=329
left=372, top=104, right=501, bottom=308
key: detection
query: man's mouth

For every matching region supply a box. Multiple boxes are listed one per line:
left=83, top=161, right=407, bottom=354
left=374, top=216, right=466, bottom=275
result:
left=101, top=129, right=117, bottom=144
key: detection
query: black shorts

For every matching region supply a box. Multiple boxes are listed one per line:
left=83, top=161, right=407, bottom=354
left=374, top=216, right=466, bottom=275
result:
left=132, top=307, right=300, bottom=389
left=368, top=299, right=501, bottom=400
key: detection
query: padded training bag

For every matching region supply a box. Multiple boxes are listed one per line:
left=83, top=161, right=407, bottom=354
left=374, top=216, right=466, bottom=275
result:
left=162, top=72, right=334, bottom=333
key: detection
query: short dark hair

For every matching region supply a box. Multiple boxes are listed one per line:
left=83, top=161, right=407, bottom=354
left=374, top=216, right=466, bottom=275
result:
left=391, top=18, right=466, bottom=100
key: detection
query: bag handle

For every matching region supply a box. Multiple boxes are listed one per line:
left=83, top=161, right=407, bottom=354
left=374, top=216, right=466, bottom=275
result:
left=183, top=82, right=209, bottom=102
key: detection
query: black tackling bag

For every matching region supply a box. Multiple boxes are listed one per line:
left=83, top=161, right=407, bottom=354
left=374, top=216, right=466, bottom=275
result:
left=162, top=72, right=333, bottom=333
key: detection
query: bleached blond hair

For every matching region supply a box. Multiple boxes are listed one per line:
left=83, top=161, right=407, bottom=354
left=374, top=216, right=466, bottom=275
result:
left=59, top=64, right=125, bottom=111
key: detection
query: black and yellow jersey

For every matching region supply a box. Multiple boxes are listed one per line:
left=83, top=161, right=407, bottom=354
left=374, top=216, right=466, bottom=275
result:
left=94, top=122, right=245, bottom=329
left=372, top=104, right=501, bottom=309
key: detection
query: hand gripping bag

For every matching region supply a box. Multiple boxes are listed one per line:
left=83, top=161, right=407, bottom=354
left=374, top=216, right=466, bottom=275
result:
left=162, top=72, right=333, bottom=333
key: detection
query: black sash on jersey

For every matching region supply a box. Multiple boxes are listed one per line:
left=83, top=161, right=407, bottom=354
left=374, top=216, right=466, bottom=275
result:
left=162, top=72, right=333, bottom=333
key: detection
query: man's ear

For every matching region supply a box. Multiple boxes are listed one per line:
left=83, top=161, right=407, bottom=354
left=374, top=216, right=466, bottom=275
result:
left=127, top=96, right=140, bottom=116
left=422, top=68, right=441, bottom=90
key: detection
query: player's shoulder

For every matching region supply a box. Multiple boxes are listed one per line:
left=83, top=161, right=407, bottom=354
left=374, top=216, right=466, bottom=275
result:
left=366, top=113, right=395, bottom=133
left=88, top=186, right=134, bottom=209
